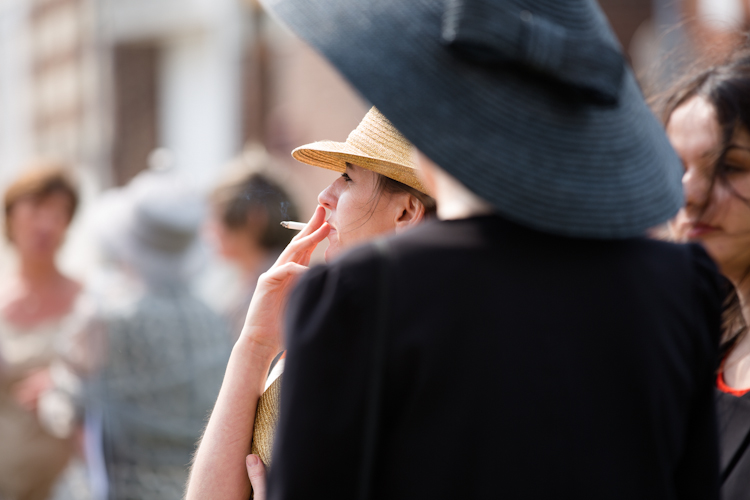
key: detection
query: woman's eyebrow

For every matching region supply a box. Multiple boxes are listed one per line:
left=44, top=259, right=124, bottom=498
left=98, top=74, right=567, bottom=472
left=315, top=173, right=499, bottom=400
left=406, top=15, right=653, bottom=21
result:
left=699, top=147, right=723, bottom=162
left=726, top=145, right=750, bottom=154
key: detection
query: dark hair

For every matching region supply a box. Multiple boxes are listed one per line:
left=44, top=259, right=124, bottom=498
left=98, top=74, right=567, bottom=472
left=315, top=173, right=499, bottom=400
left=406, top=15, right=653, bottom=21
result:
left=211, top=171, right=299, bottom=251
left=657, top=48, right=750, bottom=164
left=656, top=46, right=750, bottom=353
left=4, top=161, right=79, bottom=242
left=376, top=174, right=437, bottom=217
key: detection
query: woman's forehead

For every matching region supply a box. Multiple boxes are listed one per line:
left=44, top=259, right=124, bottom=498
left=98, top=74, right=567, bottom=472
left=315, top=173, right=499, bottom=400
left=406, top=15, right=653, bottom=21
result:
left=14, top=190, right=72, bottom=208
left=345, top=162, right=379, bottom=180
left=668, top=97, right=721, bottom=159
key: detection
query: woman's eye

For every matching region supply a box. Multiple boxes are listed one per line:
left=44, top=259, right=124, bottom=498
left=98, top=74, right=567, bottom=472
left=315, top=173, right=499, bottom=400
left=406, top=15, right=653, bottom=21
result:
left=341, top=173, right=352, bottom=182
left=723, top=163, right=748, bottom=175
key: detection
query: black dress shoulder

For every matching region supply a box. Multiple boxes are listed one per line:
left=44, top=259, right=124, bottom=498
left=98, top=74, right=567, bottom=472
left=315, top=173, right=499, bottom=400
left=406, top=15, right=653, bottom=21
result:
left=717, top=387, right=750, bottom=499
left=268, top=215, right=723, bottom=500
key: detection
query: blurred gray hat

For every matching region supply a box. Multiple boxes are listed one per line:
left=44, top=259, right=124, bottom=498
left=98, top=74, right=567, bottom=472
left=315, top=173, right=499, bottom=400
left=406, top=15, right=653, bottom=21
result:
left=260, top=0, right=684, bottom=239
left=95, top=170, right=206, bottom=285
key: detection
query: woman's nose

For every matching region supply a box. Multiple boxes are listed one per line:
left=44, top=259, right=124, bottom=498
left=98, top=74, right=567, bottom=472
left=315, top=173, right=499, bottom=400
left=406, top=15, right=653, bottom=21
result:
left=317, top=180, right=340, bottom=209
left=682, top=166, right=712, bottom=212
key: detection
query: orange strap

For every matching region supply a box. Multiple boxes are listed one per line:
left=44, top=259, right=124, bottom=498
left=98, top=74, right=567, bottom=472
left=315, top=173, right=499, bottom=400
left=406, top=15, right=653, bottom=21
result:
left=717, top=372, right=750, bottom=397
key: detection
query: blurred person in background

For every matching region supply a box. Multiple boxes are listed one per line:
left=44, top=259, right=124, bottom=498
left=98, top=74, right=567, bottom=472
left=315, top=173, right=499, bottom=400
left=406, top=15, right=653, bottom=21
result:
left=187, top=107, right=436, bottom=500
left=60, top=169, right=231, bottom=500
left=661, top=45, right=750, bottom=500
left=0, top=163, right=80, bottom=500
left=208, top=148, right=299, bottom=338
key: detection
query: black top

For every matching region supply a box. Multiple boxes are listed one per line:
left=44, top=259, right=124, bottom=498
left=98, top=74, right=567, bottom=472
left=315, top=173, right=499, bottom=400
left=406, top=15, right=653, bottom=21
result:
left=268, top=215, right=722, bottom=500
left=717, top=388, right=750, bottom=499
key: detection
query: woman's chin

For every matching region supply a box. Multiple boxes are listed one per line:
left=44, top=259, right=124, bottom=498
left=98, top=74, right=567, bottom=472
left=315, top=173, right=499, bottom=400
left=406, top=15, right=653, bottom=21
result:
left=21, top=249, right=58, bottom=262
left=323, top=244, right=338, bottom=263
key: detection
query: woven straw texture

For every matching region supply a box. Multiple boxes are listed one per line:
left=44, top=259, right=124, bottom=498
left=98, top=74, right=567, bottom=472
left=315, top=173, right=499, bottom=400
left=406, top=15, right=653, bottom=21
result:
left=251, top=375, right=282, bottom=468
left=292, top=107, right=428, bottom=194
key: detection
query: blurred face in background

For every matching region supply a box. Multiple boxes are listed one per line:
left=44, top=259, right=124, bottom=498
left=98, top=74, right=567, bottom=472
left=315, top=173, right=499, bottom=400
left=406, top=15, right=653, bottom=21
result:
left=8, top=192, right=73, bottom=262
left=669, top=95, right=750, bottom=281
left=317, top=163, right=410, bottom=261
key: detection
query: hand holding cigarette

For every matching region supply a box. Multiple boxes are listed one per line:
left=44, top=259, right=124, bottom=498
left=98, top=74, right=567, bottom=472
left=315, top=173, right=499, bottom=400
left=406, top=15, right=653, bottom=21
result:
left=241, top=205, right=330, bottom=350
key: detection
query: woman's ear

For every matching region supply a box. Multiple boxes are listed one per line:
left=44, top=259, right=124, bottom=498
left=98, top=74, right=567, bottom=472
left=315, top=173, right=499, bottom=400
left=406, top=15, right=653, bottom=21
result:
left=394, top=194, right=425, bottom=233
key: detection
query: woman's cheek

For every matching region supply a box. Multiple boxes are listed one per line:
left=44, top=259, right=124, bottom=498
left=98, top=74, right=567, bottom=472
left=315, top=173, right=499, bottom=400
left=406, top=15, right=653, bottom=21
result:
left=323, top=234, right=340, bottom=261
left=8, top=214, right=31, bottom=249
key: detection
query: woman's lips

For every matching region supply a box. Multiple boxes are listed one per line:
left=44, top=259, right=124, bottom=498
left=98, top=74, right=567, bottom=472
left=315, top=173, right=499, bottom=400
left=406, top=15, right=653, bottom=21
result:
left=685, top=222, right=719, bottom=239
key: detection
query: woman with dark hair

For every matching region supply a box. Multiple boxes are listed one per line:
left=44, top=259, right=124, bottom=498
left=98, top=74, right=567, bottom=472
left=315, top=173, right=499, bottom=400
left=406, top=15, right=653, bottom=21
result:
left=187, top=107, right=436, bottom=500
left=0, top=162, right=81, bottom=500
left=661, top=46, right=750, bottom=499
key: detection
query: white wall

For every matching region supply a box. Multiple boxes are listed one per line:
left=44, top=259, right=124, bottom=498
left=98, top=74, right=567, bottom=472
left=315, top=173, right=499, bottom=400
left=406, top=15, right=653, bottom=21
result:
left=0, top=0, right=32, bottom=182
left=159, top=25, right=244, bottom=187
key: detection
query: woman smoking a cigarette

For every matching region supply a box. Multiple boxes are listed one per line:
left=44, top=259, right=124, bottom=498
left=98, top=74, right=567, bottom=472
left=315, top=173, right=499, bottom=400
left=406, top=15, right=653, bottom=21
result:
left=187, top=107, right=435, bottom=500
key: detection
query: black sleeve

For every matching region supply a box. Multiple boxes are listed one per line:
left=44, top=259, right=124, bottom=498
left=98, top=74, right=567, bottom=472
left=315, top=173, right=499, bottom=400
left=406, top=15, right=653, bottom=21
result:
left=674, top=243, right=722, bottom=500
left=267, top=248, right=380, bottom=500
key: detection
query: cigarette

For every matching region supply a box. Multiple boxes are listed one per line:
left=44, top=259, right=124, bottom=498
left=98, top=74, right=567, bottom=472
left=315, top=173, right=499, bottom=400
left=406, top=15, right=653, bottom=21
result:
left=280, top=221, right=307, bottom=231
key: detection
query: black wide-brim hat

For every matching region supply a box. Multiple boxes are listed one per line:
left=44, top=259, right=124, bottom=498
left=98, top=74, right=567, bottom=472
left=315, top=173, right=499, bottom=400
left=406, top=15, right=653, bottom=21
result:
left=261, top=0, right=684, bottom=239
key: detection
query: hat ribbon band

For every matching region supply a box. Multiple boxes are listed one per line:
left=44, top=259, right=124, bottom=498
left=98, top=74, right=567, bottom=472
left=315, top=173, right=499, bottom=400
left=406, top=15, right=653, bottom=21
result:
left=442, top=0, right=625, bottom=104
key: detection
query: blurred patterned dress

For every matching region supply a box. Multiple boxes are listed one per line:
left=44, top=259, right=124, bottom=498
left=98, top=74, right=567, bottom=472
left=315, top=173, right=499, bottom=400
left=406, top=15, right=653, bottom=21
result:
left=77, top=284, right=231, bottom=500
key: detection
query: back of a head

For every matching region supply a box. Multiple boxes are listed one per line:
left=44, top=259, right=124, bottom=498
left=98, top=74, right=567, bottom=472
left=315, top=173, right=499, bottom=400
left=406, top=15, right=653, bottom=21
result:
left=211, top=148, right=299, bottom=252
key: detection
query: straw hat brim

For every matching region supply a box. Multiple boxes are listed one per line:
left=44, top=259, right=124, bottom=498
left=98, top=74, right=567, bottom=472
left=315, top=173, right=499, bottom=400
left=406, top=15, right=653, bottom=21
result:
left=292, top=140, right=428, bottom=195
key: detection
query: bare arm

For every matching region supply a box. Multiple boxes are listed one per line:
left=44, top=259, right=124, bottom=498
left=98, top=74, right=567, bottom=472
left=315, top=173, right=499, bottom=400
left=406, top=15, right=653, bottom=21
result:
left=186, top=207, right=330, bottom=500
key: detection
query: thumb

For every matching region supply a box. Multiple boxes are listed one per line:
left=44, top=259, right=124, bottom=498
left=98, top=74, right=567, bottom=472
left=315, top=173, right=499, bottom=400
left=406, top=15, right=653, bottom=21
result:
left=262, top=262, right=309, bottom=286
left=246, top=454, right=267, bottom=500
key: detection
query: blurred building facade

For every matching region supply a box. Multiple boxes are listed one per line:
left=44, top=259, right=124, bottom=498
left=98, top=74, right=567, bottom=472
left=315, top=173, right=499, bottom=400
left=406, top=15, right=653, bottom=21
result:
left=0, top=0, right=367, bottom=278
left=3, top=0, right=737, bottom=186
left=0, top=0, right=366, bottom=186
left=0, top=0, right=99, bottom=186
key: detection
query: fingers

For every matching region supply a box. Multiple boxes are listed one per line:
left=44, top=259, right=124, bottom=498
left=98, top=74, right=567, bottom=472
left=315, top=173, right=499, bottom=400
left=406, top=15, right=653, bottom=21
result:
left=291, top=205, right=327, bottom=240
left=275, top=218, right=331, bottom=268
left=274, top=206, right=328, bottom=267
left=294, top=222, right=331, bottom=267
left=246, top=455, right=267, bottom=500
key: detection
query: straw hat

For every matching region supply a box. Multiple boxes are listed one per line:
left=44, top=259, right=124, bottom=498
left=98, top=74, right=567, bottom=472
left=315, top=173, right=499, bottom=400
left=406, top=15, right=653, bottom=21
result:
left=261, top=0, right=684, bottom=239
left=292, top=107, right=428, bottom=195
left=250, top=365, right=283, bottom=468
